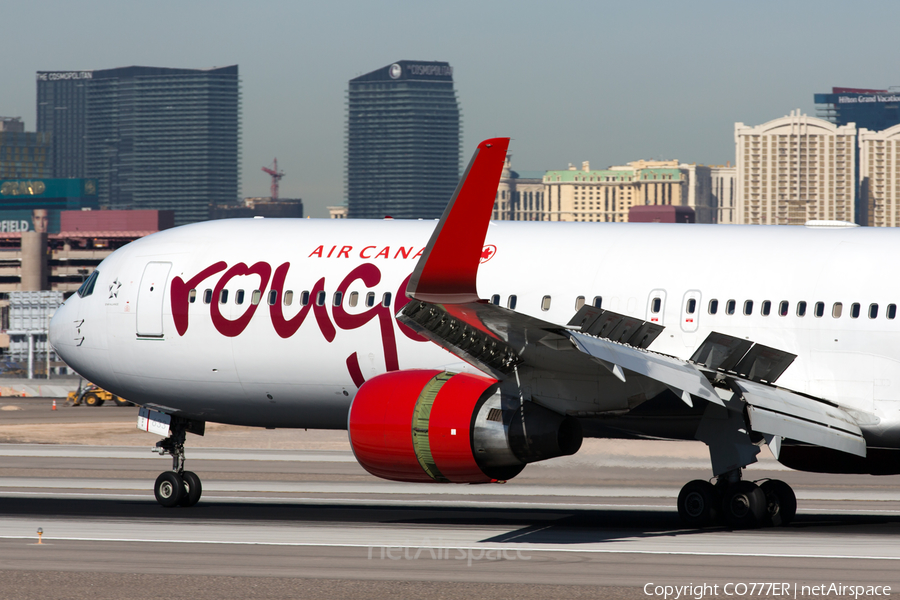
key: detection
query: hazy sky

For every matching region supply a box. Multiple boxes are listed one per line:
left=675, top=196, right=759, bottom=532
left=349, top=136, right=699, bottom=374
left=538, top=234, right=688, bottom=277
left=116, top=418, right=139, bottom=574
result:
left=4, top=1, right=899, bottom=217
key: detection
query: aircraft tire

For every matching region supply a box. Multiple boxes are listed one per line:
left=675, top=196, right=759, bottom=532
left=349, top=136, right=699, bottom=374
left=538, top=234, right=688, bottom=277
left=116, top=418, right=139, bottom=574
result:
left=154, top=472, right=184, bottom=508
left=761, top=479, right=797, bottom=526
left=677, top=480, right=719, bottom=527
left=722, top=481, right=766, bottom=529
left=179, top=471, right=202, bottom=507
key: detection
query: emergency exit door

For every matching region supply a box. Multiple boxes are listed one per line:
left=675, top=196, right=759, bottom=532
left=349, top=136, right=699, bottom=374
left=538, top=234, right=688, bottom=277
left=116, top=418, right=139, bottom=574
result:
left=136, top=262, right=172, bottom=337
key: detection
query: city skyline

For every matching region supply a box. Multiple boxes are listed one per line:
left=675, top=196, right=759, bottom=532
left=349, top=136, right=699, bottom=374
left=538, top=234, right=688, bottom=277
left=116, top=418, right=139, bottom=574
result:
left=3, top=1, right=898, bottom=217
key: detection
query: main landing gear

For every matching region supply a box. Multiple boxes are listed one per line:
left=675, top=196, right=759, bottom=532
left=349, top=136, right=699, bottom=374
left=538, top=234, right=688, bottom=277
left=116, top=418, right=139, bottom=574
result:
left=677, top=470, right=796, bottom=529
left=153, top=419, right=203, bottom=508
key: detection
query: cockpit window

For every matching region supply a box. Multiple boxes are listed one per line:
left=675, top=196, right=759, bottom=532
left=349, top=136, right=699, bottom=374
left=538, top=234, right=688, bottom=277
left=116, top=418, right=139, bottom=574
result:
left=77, top=271, right=100, bottom=298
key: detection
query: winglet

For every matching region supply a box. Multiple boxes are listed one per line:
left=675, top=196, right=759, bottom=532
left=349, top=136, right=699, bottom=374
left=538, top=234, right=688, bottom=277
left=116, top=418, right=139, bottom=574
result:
left=406, top=138, right=510, bottom=304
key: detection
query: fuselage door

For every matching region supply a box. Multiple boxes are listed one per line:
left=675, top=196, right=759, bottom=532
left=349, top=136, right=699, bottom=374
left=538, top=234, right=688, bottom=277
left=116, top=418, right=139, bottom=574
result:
left=681, top=290, right=702, bottom=333
left=136, top=261, right=172, bottom=337
left=646, top=289, right=667, bottom=325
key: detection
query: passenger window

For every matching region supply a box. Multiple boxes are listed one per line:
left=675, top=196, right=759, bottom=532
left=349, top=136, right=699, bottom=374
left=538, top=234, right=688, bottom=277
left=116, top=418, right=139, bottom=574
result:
left=761, top=300, right=771, bottom=316
left=300, top=291, right=310, bottom=306
left=491, top=294, right=500, bottom=305
left=651, top=297, right=661, bottom=313
left=686, top=299, right=696, bottom=314
left=851, top=303, right=860, bottom=318
left=743, top=300, right=753, bottom=315
left=797, top=301, right=807, bottom=317
left=869, top=303, right=879, bottom=319
left=779, top=301, right=789, bottom=316
left=283, top=291, right=293, bottom=306
left=575, top=296, right=585, bottom=310
left=348, top=291, right=358, bottom=307
left=203, top=289, right=213, bottom=304
left=726, top=300, right=736, bottom=315
left=382, top=292, right=392, bottom=307
left=189, top=289, right=197, bottom=304
left=333, top=291, right=343, bottom=306
left=220, top=289, right=229, bottom=304
left=814, top=302, right=824, bottom=318
left=366, top=292, right=375, bottom=307
left=888, top=304, right=897, bottom=319
left=268, top=290, right=278, bottom=306
left=541, top=295, right=552, bottom=311
left=592, top=296, right=602, bottom=308
left=708, top=299, right=718, bottom=315
left=236, top=290, right=245, bottom=305
left=508, top=295, right=517, bottom=310
left=316, top=291, right=326, bottom=306
left=251, top=290, right=261, bottom=305
left=832, top=302, right=842, bottom=318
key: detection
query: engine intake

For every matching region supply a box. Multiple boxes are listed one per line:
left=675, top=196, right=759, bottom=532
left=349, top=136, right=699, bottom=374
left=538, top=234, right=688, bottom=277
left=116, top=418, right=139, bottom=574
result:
left=348, top=370, right=583, bottom=483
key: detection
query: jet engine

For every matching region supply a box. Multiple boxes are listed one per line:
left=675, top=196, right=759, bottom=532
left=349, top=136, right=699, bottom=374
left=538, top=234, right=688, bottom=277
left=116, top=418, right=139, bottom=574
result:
left=348, top=370, right=583, bottom=483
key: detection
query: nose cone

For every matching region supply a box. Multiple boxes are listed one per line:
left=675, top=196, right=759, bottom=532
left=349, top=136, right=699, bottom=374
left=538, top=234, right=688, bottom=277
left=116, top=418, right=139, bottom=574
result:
left=49, top=298, right=74, bottom=358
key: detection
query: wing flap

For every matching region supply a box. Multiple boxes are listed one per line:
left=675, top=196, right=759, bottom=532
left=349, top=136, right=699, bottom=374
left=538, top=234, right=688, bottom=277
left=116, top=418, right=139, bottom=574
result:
left=736, top=379, right=866, bottom=457
left=568, top=331, right=723, bottom=406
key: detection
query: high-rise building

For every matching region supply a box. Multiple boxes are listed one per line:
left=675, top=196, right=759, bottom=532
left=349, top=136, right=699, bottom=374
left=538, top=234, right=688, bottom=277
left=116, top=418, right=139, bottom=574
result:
left=859, top=124, right=900, bottom=227
left=815, top=87, right=900, bottom=131
left=492, top=156, right=546, bottom=221
left=0, top=118, right=51, bottom=180
left=36, top=71, right=91, bottom=178
left=735, top=111, right=857, bottom=225
left=711, top=165, right=736, bottom=224
left=346, top=61, right=461, bottom=219
left=37, top=66, right=240, bottom=225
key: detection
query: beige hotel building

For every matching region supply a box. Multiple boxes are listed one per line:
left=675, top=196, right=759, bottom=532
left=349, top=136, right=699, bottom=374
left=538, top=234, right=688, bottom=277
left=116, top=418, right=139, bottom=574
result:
left=494, top=158, right=717, bottom=223
left=859, top=124, right=900, bottom=227
left=735, top=110, right=857, bottom=225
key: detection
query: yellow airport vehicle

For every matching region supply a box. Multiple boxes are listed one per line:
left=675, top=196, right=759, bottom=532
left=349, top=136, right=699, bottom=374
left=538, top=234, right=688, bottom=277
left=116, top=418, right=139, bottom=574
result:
left=67, top=383, right=132, bottom=407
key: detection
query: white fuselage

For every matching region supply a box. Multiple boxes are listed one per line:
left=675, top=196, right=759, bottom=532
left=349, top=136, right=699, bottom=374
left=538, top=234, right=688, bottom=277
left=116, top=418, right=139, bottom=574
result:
left=49, top=219, right=900, bottom=444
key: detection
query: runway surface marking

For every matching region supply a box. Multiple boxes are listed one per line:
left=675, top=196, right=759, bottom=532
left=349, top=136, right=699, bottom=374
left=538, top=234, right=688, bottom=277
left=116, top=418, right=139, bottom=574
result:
left=3, top=516, right=900, bottom=560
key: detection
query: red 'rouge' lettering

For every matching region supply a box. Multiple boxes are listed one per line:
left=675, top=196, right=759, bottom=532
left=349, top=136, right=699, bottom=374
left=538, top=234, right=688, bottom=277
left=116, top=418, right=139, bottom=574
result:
left=210, top=262, right=272, bottom=337
left=171, top=261, right=227, bottom=336
left=268, top=262, right=336, bottom=341
left=332, top=264, right=399, bottom=371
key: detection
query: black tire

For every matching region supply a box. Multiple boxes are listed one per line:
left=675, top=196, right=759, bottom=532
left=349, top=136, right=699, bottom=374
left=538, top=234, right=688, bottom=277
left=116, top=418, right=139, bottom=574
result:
left=113, top=396, right=132, bottom=407
left=154, top=472, right=184, bottom=508
left=722, top=481, right=767, bottom=529
left=677, top=480, right=719, bottom=527
left=761, top=479, right=797, bottom=526
left=179, top=471, right=202, bottom=507
left=83, top=393, right=104, bottom=407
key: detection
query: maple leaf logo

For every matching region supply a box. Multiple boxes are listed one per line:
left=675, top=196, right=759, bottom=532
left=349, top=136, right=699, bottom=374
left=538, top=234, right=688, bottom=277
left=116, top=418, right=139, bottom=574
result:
left=480, top=245, right=497, bottom=264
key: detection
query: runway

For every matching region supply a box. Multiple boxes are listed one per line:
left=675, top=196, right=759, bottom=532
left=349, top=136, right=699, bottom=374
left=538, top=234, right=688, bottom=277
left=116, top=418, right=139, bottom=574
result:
left=2, top=399, right=900, bottom=598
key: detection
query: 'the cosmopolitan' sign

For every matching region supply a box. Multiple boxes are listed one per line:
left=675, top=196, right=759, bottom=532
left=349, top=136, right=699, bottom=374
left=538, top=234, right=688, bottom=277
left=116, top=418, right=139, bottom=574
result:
left=36, top=72, right=93, bottom=81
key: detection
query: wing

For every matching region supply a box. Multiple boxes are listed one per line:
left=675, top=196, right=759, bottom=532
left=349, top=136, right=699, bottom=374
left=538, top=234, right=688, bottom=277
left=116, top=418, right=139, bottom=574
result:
left=402, top=137, right=866, bottom=460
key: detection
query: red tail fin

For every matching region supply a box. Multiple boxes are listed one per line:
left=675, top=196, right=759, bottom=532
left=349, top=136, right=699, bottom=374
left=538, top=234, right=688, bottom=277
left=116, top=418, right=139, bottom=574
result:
left=406, top=138, right=510, bottom=304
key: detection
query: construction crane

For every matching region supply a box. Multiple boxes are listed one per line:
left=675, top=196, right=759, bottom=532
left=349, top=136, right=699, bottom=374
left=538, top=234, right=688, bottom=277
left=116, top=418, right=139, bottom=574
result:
left=261, top=159, right=285, bottom=200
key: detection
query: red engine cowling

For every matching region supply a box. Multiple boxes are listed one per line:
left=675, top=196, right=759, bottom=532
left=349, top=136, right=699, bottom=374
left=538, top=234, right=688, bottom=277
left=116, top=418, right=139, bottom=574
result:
left=348, top=370, right=582, bottom=483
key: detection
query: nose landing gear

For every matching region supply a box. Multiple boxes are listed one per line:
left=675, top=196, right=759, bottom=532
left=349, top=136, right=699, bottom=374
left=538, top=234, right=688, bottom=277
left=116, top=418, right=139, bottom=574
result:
left=153, top=417, right=204, bottom=508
